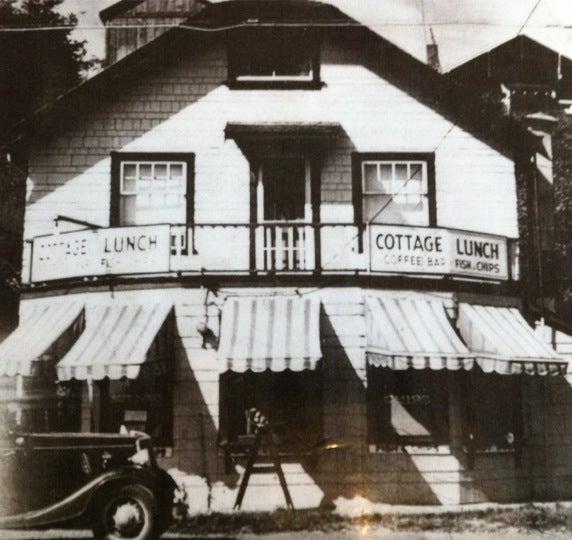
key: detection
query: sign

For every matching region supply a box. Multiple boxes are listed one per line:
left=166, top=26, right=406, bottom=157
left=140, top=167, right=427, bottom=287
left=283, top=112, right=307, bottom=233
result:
left=369, top=225, right=509, bottom=281
left=31, top=225, right=171, bottom=282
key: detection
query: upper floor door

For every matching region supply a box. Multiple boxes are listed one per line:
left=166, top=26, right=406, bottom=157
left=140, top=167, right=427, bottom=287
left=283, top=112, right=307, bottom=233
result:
left=257, top=153, right=312, bottom=223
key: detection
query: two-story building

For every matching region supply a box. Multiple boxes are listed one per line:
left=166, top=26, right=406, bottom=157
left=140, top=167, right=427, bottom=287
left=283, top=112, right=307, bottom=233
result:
left=0, top=0, right=570, bottom=510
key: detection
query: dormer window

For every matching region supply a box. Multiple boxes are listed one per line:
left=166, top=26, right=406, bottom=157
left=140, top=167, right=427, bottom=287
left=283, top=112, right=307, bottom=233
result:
left=228, top=28, right=320, bottom=89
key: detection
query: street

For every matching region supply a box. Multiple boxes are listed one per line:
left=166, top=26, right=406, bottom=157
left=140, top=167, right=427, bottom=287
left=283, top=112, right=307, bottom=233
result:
left=0, top=528, right=570, bottom=539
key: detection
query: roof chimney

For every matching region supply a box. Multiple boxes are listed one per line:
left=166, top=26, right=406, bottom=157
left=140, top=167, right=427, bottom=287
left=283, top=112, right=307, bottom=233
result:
left=426, top=27, right=441, bottom=73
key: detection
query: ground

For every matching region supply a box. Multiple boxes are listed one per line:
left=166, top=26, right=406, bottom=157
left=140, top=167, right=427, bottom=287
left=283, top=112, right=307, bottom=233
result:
left=1, top=504, right=572, bottom=539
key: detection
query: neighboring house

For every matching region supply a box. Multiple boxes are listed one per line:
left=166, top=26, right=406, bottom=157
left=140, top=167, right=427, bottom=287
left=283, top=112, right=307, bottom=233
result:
left=448, top=34, right=572, bottom=320
left=0, top=158, right=25, bottom=335
left=100, top=0, right=202, bottom=66
left=1, top=0, right=571, bottom=510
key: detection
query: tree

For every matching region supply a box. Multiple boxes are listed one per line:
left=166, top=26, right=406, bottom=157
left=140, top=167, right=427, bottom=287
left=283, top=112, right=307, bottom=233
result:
left=0, top=0, right=98, bottom=135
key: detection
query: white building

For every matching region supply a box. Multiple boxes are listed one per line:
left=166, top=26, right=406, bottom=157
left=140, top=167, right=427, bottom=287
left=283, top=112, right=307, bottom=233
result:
left=1, top=0, right=570, bottom=511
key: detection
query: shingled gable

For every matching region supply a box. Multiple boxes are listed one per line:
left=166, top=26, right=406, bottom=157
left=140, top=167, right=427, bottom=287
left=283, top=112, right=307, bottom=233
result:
left=3, top=0, right=535, bottom=159
left=447, top=34, right=572, bottom=99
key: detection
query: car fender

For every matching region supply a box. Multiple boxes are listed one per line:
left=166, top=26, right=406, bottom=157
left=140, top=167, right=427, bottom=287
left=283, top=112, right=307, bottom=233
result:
left=0, top=465, right=175, bottom=530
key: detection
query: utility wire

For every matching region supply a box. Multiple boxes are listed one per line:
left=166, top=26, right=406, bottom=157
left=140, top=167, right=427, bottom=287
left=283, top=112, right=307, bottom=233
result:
left=517, top=0, right=544, bottom=35
left=1, top=19, right=572, bottom=32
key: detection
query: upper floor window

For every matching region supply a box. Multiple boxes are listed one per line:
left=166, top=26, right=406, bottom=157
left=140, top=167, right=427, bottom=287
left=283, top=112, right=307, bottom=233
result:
left=353, top=153, right=436, bottom=228
left=111, top=152, right=194, bottom=227
left=228, top=29, right=320, bottom=89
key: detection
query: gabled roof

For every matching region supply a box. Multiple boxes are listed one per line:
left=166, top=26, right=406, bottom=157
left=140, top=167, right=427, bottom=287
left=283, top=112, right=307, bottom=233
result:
left=100, top=0, right=145, bottom=22
left=448, top=34, right=572, bottom=84
left=3, top=0, right=535, bottom=159
left=100, top=0, right=205, bottom=23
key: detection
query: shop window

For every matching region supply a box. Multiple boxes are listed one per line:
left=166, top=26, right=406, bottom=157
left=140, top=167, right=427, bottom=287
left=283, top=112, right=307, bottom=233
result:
left=110, top=152, right=194, bottom=227
left=219, top=370, right=323, bottom=453
left=18, top=381, right=81, bottom=433
left=367, top=367, right=450, bottom=449
left=228, top=29, right=320, bottom=89
left=98, top=324, right=175, bottom=447
left=352, top=153, right=436, bottom=229
left=464, top=370, right=523, bottom=452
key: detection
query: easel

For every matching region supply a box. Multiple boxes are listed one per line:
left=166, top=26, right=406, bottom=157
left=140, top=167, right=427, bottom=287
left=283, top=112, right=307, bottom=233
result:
left=231, top=422, right=294, bottom=511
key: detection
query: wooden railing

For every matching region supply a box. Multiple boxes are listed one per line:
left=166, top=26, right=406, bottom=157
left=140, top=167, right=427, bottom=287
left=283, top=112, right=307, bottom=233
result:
left=255, top=224, right=315, bottom=271
left=24, top=222, right=516, bottom=284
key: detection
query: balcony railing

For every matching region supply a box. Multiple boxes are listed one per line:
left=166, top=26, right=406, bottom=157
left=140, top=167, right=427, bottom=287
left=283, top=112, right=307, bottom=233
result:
left=24, top=222, right=517, bottom=284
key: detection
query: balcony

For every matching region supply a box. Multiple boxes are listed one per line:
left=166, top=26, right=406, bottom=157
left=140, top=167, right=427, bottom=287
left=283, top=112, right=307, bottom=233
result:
left=24, top=223, right=517, bottom=285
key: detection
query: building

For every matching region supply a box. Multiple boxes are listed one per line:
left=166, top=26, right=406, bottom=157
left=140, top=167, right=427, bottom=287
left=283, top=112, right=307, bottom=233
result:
left=0, top=0, right=571, bottom=510
left=447, top=34, right=572, bottom=319
left=100, top=0, right=202, bottom=66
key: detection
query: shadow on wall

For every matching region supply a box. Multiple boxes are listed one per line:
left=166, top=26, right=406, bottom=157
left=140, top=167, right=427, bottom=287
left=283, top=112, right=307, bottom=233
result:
left=25, top=35, right=224, bottom=213
left=304, top=312, right=444, bottom=507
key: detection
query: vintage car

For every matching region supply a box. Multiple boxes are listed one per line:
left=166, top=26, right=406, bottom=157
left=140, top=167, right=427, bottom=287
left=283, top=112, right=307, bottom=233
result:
left=0, top=431, right=179, bottom=539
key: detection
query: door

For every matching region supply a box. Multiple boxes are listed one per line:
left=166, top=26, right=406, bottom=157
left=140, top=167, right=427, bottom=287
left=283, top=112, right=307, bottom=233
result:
left=256, top=154, right=313, bottom=270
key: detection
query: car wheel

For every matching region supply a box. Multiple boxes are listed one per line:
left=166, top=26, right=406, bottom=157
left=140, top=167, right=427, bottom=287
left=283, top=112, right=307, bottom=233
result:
left=93, top=484, right=158, bottom=540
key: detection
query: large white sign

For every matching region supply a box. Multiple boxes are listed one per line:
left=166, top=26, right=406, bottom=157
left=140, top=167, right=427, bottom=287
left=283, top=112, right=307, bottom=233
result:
left=31, top=225, right=171, bottom=282
left=369, top=225, right=509, bottom=280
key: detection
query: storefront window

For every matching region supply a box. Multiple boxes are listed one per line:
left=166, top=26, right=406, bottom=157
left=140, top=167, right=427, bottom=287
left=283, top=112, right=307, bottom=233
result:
left=219, top=370, right=323, bottom=453
left=96, top=321, right=175, bottom=447
left=367, top=367, right=450, bottom=449
left=101, top=373, right=173, bottom=447
left=465, top=370, right=522, bottom=452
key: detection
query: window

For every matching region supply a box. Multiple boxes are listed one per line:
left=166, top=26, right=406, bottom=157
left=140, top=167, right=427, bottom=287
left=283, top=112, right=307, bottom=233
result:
left=367, top=367, right=451, bottom=449
left=219, top=370, right=323, bottom=453
left=98, top=320, right=175, bottom=447
left=229, top=29, right=320, bottom=88
left=111, top=152, right=194, bottom=227
left=352, top=153, right=435, bottom=229
left=464, top=370, right=523, bottom=453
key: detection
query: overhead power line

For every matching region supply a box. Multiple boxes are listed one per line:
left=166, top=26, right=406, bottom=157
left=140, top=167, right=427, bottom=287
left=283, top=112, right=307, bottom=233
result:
left=1, top=19, right=572, bottom=32
left=517, top=0, right=544, bottom=35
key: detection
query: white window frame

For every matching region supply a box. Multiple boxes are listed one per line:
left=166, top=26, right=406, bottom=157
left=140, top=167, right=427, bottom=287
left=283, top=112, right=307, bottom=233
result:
left=362, top=160, right=429, bottom=224
left=119, top=160, right=187, bottom=225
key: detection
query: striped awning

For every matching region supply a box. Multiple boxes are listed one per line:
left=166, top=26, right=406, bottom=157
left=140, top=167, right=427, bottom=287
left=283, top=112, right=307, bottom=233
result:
left=57, top=303, right=173, bottom=381
left=0, top=303, right=84, bottom=377
left=457, top=304, right=567, bottom=376
left=366, top=296, right=474, bottom=371
left=217, top=296, right=322, bottom=372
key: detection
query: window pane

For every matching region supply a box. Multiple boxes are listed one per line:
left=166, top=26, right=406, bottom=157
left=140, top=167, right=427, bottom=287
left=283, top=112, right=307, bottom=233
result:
left=170, top=164, right=183, bottom=179
left=378, top=164, right=393, bottom=193
left=363, top=163, right=379, bottom=192
left=123, top=164, right=137, bottom=178
left=122, top=176, right=136, bottom=193
left=364, top=194, right=391, bottom=223
left=120, top=195, right=137, bottom=225
left=139, top=163, right=152, bottom=179
left=410, top=163, right=423, bottom=183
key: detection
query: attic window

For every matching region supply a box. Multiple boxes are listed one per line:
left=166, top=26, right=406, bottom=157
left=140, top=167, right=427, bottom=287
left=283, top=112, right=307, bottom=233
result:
left=228, top=28, right=320, bottom=88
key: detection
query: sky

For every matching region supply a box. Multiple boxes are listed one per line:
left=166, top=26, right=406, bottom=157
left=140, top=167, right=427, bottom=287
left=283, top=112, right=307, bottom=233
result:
left=57, top=0, right=572, bottom=73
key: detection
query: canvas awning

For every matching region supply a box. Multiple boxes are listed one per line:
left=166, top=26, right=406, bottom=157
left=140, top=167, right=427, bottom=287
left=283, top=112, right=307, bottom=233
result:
left=57, top=303, right=173, bottom=381
left=457, top=304, right=567, bottom=376
left=366, top=296, right=474, bottom=371
left=217, top=296, right=322, bottom=372
left=0, top=303, right=84, bottom=377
